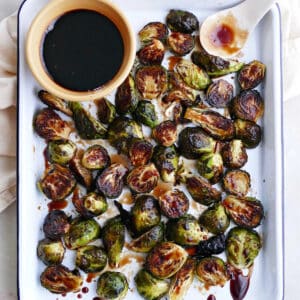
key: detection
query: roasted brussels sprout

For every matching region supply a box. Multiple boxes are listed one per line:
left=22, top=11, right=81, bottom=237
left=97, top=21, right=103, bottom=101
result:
left=238, top=60, right=266, bottom=90
left=166, top=9, right=199, bottom=33
left=76, top=245, right=107, bottom=273
left=39, top=164, right=76, bottom=201
left=164, top=101, right=184, bottom=124
left=197, top=152, right=224, bottom=184
left=167, top=215, right=208, bottom=246
left=135, top=269, right=169, bottom=300
left=68, top=102, right=107, bottom=139
left=131, top=194, right=161, bottom=235
left=40, top=265, right=82, bottom=294
left=43, top=210, right=70, bottom=240
left=138, top=22, right=169, bottom=43
left=115, top=75, right=139, bottom=115
left=128, top=223, right=164, bottom=253
left=175, top=59, right=211, bottom=90
left=82, top=192, right=108, bottom=217
left=152, top=121, right=177, bottom=147
left=168, top=32, right=195, bottom=56
left=47, top=139, right=76, bottom=165
left=97, top=271, right=128, bottom=300
left=184, top=108, right=235, bottom=140
left=102, top=216, right=125, bottom=268
left=127, top=164, right=159, bottom=193
left=96, top=163, right=128, bottom=198
left=133, top=100, right=159, bottom=128
left=135, top=65, right=168, bottom=99
left=206, top=79, right=233, bottom=108
left=64, top=218, right=100, bottom=250
left=226, top=227, right=262, bottom=269
left=196, top=256, right=229, bottom=287
left=158, top=189, right=189, bottom=218
left=223, top=195, right=264, bottom=228
left=221, top=139, right=248, bottom=169
left=37, top=239, right=65, bottom=266
left=199, top=203, right=230, bottom=234
left=34, top=108, right=71, bottom=141
left=128, top=139, right=153, bottom=167
left=223, top=170, right=251, bottom=197
left=234, top=119, right=262, bottom=148
left=38, top=90, right=72, bottom=116
left=178, top=127, right=216, bottom=159
left=146, top=242, right=188, bottom=279
left=168, top=258, right=195, bottom=300
left=163, top=89, right=191, bottom=106
left=81, top=145, right=110, bottom=170
left=186, top=175, right=221, bottom=205
left=138, top=39, right=165, bottom=65
left=96, top=98, right=116, bottom=124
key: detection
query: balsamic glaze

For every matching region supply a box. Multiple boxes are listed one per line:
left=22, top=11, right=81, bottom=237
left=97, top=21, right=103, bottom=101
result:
left=43, top=10, right=124, bottom=91
left=230, top=269, right=250, bottom=300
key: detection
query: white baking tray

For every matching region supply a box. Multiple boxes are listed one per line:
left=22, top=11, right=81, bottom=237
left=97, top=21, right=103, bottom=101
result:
left=17, top=0, right=284, bottom=299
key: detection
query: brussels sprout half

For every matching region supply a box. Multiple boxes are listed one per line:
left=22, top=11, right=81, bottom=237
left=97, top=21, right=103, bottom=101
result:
left=166, top=9, right=199, bottom=33
left=221, top=139, right=248, bottom=169
left=133, top=100, right=159, bottom=128
left=47, top=139, right=76, bottom=165
left=206, top=79, right=233, bottom=108
left=223, top=170, right=251, bottom=197
left=138, top=39, right=165, bottom=65
left=82, top=192, right=108, bottom=217
left=37, top=239, right=65, bottom=266
left=168, top=32, right=195, bottom=56
left=128, top=139, right=153, bottom=167
left=43, top=210, right=70, bottom=240
left=234, top=119, right=262, bottom=148
left=138, top=22, right=169, bottom=44
left=96, top=98, right=116, bottom=124
left=81, top=144, right=111, bottom=170
left=152, top=120, right=177, bottom=147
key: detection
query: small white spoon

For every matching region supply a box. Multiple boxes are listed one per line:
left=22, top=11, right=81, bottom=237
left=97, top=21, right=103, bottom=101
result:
left=200, top=0, right=276, bottom=58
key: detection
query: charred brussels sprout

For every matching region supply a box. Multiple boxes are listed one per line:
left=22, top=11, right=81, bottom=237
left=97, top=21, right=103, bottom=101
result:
left=184, top=108, right=235, bottom=140
left=138, top=39, right=165, bottom=65
left=168, top=258, right=195, bottom=300
left=226, top=227, right=262, bottom=269
left=166, top=9, right=199, bottom=33
left=38, top=90, right=72, bottom=116
left=96, top=271, right=128, bottom=300
left=164, top=101, right=183, bottom=124
left=135, top=269, right=169, bottom=300
left=64, top=218, right=100, bottom=250
left=34, top=108, right=71, bottom=141
left=37, top=239, right=65, bottom=266
left=133, top=100, right=159, bottom=128
left=197, top=152, right=224, bottom=184
left=138, top=22, right=169, bottom=43
left=152, top=121, right=177, bottom=147
left=223, top=170, right=251, bottom=197
left=167, top=215, right=208, bottom=246
left=82, top=192, right=108, bottom=217
left=69, top=102, right=107, bottom=139
left=97, top=98, right=116, bottom=124
left=81, top=145, right=110, bottom=170
left=115, top=75, right=139, bottom=115
left=135, top=65, right=168, bottom=99
left=146, top=242, right=188, bottom=279
left=40, top=265, right=82, bottom=294
left=128, top=139, right=153, bottom=167
left=221, top=139, right=248, bottom=169
left=178, top=127, right=216, bottom=159
left=199, top=203, right=230, bottom=234
left=223, top=195, right=264, bottom=228
left=47, top=139, right=76, bottom=165
left=158, top=189, right=189, bottom=218
left=76, top=245, right=107, bottom=273
left=196, top=257, right=229, bottom=287
left=128, top=223, right=164, bottom=253
left=230, top=90, right=264, bottom=122
left=102, top=216, right=125, bottom=268
left=186, top=176, right=221, bottom=205
left=96, top=163, right=128, bottom=198
left=163, top=89, right=192, bottom=106
left=234, top=119, right=262, bottom=148
left=238, top=60, right=266, bottom=90
left=39, top=164, right=76, bottom=201
left=127, top=164, right=159, bottom=193
left=131, top=194, right=161, bottom=235
left=175, top=59, right=211, bottom=90
left=206, top=79, right=233, bottom=108
left=168, top=32, right=195, bottom=56
left=43, top=210, right=70, bottom=240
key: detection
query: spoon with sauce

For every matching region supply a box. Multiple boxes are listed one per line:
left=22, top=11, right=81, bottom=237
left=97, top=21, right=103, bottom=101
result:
left=200, top=0, right=276, bottom=58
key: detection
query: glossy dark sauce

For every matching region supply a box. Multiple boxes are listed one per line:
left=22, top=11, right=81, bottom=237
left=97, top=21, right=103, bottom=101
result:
left=43, top=10, right=124, bottom=91
left=230, top=269, right=250, bottom=300
left=210, top=24, right=234, bottom=46
left=47, top=199, right=68, bottom=211
left=207, top=295, right=216, bottom=300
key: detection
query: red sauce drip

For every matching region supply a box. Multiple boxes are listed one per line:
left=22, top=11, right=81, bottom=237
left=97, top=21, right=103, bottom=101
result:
left=210, top=24, right=234, bottom=46
left=230, top=269, right=250, bottom=300
left=207, top=295, right=216, bottom=300
left=77, top=294, right=82, bottom=299
left=47, top=200, right=68, bottom=211
left=168, top=56, right=182, bottom=71
left=82, top=287, right=89, bottom=293
left=86, top=273, right=97, bottom=283
left=93, top=298, right=101, bottom=300
left=62, top=294, right=67, bottom=297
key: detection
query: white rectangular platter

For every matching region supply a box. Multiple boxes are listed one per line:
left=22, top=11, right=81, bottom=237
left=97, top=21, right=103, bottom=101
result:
left=18, top=0, right=284, bottom=299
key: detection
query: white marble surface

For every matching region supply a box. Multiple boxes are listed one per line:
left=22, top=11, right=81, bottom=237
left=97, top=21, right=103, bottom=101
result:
left=0, top=0, right=297, bottom=299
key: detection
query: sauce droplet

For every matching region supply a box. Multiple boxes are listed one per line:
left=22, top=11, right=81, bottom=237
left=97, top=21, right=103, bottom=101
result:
left=86, top=273, right=98, bottom=283
left=230, top=269, right=251, bottom=300
left=47, top=200, right=68, bottom=211
left=77, top=294, right=82, bottom=299
left=168, top=56, right=182, bottom=71
left=93, top=297, right=101, bottom=300
left=82, top=287, right=89, bottom=293
left=152, top=182, right=172, bottom=198
left=210, top=24, right=234, bottom=46
left=207, top=295, right=216, bottom=300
